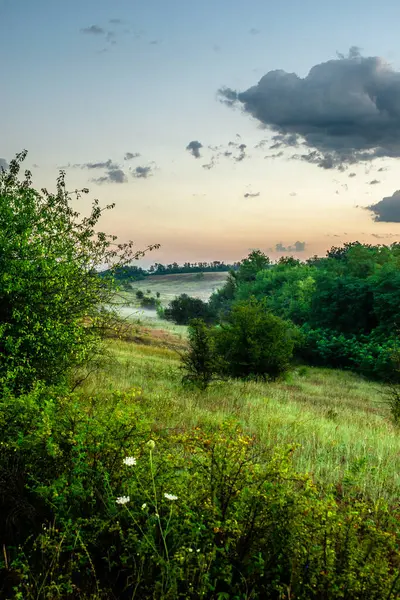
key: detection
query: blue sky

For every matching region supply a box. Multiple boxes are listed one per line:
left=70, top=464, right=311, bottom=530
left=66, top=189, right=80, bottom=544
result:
left=2, top=0, right=400, bottom=264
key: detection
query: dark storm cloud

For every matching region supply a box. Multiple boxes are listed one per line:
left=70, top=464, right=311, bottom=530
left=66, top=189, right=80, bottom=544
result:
left=132, top=165, right=153, bottom=178
left=369, top=179, right=381, bottom=185
left=365, top=190, right=400, bottom=222
left=186, top=140, right=203, bottom=158
left=124, top=152, right=141, bottom=161
left=244, top=192, right=260, bottom=198
left=0, top=158, right=8, bottom=170
left=219, top=48, right=400, bottom=170
left=93, top=168, right=127, bottom=184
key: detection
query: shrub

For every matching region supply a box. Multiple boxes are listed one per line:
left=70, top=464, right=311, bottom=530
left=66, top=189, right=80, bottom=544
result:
left=140, top=295, right=158, bottom=308
left=298, top=326, right=400, bottom=381
left=164, top=293, right=215, bottom=325
left=136, top=290, right=144, bottom=300
left=181, top=319, right=220, bottom=390
left=0, top=152, right=157, bottom=393
left=215, top=297, right=298, bottom=380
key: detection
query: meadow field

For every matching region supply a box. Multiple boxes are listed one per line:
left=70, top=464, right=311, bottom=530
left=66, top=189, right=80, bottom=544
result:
left=129, top=271, right=229, bottom=305
left=87, top=324, right=400, bottom=506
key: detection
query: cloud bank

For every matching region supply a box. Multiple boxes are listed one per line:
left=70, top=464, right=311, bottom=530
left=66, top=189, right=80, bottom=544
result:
left=219, top=48, right=400, bottom=170
left=366, top=190, right=400, bottom=222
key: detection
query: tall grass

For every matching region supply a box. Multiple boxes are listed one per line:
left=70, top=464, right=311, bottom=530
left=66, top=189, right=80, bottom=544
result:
left=82, top=336, right=400, bottom=505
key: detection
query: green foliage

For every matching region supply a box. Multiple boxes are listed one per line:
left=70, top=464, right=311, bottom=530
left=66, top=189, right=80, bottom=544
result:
left=234, top=249, right=270, bottom=283
left=164, top=293, right=215, bottom=325
left=181, top=319, right=220, bottom=390
left=103, top=265, right=147, bottom=281
left=209, top=250, right=270, bottom=319
left=384, top=383, right=400, bottom=425
left=1, top=390, right=399, bottom=599
left=215, top=243, right=400, bottom=380
left=136, top=289, right=144, bottom=299
left=299, top=326, right=399, bottom=381
left=0, top=152, right=157, bottom=393
left=215, top=297, right=298, bottom=380
left=140, top=295, right=158, bottom=308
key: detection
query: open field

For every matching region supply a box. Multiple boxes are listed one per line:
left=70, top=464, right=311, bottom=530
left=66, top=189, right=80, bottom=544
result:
left=86, top=326, right=400, bottom=505
left=128, top=271, right=229, bottom=305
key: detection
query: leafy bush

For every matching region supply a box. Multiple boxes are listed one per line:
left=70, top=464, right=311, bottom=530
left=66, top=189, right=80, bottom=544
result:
left=164, top=293, right=215, bottom=325
left=215, top=297, right=299, bottom=380
left=140, top=295, right=158, bottom=308
left=181, top=319, right=221, bottom=389
left=136, top=290, right=144, bottom=300
left=1, top=391, right=399, bottom=599
left=299, top=326, right=400, bottom=381
left=0, top=152, right=157, bottom=393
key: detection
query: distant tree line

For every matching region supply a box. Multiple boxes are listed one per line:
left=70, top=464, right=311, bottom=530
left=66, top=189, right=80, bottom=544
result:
left=102, top=261, right=239, bottom=282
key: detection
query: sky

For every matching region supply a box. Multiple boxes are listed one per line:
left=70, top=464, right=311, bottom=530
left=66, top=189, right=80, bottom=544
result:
left=2, top=0, right=400, bottom=265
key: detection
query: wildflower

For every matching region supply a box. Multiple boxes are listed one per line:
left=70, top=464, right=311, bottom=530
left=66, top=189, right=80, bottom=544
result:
left=141, top=503, right=147, bottom=510
left=164, top=493, right=178, bottom=501
left=123, top=456, right=137, bottom=466
left=116, top=496, right=130, bottom=505
left=147, top=439, right=156, bottom=450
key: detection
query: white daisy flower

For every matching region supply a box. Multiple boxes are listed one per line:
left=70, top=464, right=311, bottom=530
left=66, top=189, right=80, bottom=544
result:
left=123, top=456, right=137, bottom=466
left=164, top=493, right=178, bottom=501
left=116, top=496, right=130, bottom=505
left=141, top=503, right=147, bottom=510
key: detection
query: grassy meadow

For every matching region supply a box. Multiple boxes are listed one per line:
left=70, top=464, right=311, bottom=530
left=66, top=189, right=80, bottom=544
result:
left=127, top=272, right=229, bottom=305
left=87, top=323, right=400, bottom=506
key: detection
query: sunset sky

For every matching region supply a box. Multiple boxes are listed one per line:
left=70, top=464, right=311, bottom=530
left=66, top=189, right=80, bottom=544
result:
left=2, top=0, right=400, bottom=265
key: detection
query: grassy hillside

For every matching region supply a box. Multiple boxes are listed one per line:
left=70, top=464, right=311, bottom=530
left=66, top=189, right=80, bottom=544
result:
left=85, top=325, right=400, bottom=505
left=129, top=271, right=229, bottom=305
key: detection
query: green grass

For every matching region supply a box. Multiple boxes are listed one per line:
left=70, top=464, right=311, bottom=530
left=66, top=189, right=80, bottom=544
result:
left=127, top=271, right=229, bottom=306
left=84, top=335, right=400, bottom=505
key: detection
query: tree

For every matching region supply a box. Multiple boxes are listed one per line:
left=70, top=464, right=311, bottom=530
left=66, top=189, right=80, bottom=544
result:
left=0, top=151, right=158, bottom=392
left=215, top=297, right=297, bottom=380
left=235, top=249, right=270, bottom=283
left=163, top=294, right=215, bottom=325
left=181, top=319, right=219, bottom=390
